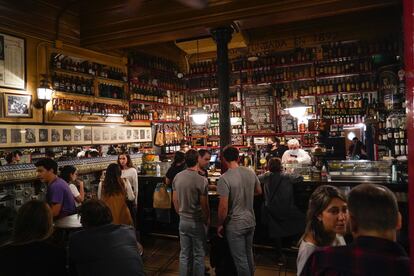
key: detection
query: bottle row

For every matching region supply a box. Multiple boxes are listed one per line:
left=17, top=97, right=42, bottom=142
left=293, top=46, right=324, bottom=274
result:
left=207, top=105, right=242, bottom=119
left=378, top=115, right=407, bottom=142
left=185, top=91, right=241, bottom=106
left=302, top=134, right=317, bottom=145
left=134, top=74, right=187, bottom=90
left=129, top=53, right=180, bottom=75
left=98, top=83, right=125, bottom=99
left=129, top=104, right=182, bottom=121
left=389, top=139, right=408, bottom=157
left=130, top=83, right=184, bottom=105
left=190, top=39, right=397, bottom=75
left=319, top=93, right=377, bottom=109
left=50, top=53, right=127, bottom=81
left=52, top=73, right=94, bottom=96
left=52, top=98, right=127, bottom=114
left=323, top=115, right=365, bottom=125
left=163, top=142, right=182, bottom=154
left=206, top=125, right=244, bottom=136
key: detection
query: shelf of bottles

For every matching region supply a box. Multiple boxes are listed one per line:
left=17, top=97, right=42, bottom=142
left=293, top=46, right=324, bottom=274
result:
left=130, top=82, right=184, bottom=106
left=52, top=98, right=127, bottom=116
left=128, top=103, right=183, bottom=122
left=51, top=72, right=95, bottom=96
left=98, top=83, right=125, bottom=100
left=185, top=89, right=241, bottom=107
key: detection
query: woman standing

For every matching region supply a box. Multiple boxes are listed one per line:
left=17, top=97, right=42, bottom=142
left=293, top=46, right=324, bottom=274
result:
left=60, top=165, right=85, bottom=208
left=98, top=163, right=135, bottom=226
left=118, top=153, right=138, bottom=204
left=165, top=151, right=186, bottom=185
left=296, top=185, right=348, bottom=275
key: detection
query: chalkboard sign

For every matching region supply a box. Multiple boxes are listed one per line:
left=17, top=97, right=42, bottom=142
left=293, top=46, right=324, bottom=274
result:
left=244, top=88, right=275, bottom=133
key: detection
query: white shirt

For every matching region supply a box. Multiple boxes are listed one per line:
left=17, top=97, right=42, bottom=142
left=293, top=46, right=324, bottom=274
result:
left=121, top=167, right=138, bottom=204
left=281, top=149, right=311, bottom=165
left=69, top=184, right=81, bottom=207
left=97, top=178, right=135, bottom=201
left=296, top=235, right=346, bottom=275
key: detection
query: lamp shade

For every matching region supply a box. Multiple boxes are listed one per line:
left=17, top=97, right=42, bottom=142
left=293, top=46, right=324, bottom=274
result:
left=37, top=87, right=53, bottom=101
left=190, top=108, right=209, bottom=124
left=284, top=99, right=308, bottom=118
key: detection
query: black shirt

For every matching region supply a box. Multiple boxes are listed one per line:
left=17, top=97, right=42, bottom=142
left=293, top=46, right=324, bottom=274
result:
left=0, top=241, right=67, bottom=276
left=166, top=163, right=186, bottom=182
left=268, top=145, right=288, bottom=159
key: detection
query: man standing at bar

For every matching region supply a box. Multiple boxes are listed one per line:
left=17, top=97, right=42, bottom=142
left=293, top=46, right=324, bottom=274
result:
left=217, top=146, right=262, bottom=276
left=35, top=158, right=76, bottom=219
left=173, top=149, right=210, bottom=276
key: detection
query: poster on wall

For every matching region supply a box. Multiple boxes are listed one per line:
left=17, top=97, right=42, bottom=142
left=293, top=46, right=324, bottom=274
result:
left=0, top=33, right=25, bottom=90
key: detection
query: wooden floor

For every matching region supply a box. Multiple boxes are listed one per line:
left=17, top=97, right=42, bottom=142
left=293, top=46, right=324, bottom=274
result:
left=141, top=236, right=297, bottom=276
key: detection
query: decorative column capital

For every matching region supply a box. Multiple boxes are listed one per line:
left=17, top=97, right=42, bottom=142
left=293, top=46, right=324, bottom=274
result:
left=211, top=26, right=233, bottom=45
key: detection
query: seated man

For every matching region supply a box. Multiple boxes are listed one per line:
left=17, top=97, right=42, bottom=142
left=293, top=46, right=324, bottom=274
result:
left=35, top=158, right=76, bottom=219
left=69, top=200, right=145, bottom=276
left=301, top=184, right=409, bottom=276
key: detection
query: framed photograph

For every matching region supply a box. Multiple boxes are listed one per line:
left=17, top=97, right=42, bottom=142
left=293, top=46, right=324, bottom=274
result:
left=63, top=129, right=72, bottom=142
left=93, top=128, right=101, bottom=141
left=84, top=128, right=92, bottom=141
left=51, top=129, right=61, bottom=142
left=0, top=128, right=6, bottom=144
left=0, top=33, right=25, bottom=90
left=39, top=129, right=48, bottom=142
left=4, top=93, right=31, bottom=117
left=11, top=128, right=21, bottom=143
left=74, top=129, right=82, bottom=142
left=103, top=129, right=110, bottom=141
left=25, top=128, right=36, bottom=143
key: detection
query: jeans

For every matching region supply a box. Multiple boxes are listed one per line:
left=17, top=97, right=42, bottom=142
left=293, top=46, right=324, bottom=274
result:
left=179, top=219, right=206, bottom=276
left=226, top=226, right=255, bottom=276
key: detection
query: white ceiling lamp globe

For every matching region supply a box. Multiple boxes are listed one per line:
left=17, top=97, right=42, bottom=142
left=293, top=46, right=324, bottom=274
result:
left=191, top=108, right=209, bottom=124
left=285, top=99, right=308, bottom=119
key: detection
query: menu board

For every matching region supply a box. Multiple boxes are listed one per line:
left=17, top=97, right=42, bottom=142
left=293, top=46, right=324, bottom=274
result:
left=0, top=33, right=25, bottom=90
left=244, top=89, right=275, bottom=133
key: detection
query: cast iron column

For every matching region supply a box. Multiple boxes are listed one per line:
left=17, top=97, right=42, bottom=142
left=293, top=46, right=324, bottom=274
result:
left=211, top=27, right=233, bottom=151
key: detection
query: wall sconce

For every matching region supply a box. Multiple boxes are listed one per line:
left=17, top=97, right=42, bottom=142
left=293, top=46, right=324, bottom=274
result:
left=284, top=99, right=308, bottom=119
left=34, top=75, right=53, bottom=109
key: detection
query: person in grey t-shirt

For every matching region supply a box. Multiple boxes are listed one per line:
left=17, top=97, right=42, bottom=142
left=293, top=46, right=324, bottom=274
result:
left=173, top=149, right=209, bottom=276
left=217, top=146, right=262, bottom=276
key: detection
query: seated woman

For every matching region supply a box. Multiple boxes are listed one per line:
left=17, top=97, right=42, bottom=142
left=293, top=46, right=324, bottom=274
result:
left=60, top=165, right=85, bottom=209
left=98, top=163, right=135, bottom=226
left=258, top=157, right=305, bottom=260
left=296, top=185, right=348, bottom=275
left=0, top=200, right=67, bottom=276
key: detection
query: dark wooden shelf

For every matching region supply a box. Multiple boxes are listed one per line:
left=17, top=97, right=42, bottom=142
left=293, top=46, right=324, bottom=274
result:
left=129, top=99, right=183, bottom=108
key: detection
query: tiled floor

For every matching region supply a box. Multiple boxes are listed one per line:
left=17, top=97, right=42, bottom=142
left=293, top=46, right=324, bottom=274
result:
left=141, top=236, right=296, bottom=276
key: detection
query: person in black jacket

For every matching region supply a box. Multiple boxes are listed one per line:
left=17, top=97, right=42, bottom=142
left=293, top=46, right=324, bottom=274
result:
left=0, top=200, right=68, bottom=276
left=69, top=199, right=144, bottom=276
left=258, top=157, right=305, bottom=260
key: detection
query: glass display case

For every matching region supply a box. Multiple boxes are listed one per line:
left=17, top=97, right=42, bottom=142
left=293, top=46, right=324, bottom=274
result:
left=327, top=160, right=393, bottom=182
left=283, top=163, right=312, bottom=180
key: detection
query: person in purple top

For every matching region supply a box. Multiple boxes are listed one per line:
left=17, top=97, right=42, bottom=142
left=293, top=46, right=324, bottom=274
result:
left=35, top=158, right=76, bottom=219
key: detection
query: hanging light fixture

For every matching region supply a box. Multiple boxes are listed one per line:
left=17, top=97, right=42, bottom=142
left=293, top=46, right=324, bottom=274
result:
left=190, top=107, right=209, bottom=124
left=284, top=99, right=308, bottom=119
left=35, top=74, right=54, bottom=108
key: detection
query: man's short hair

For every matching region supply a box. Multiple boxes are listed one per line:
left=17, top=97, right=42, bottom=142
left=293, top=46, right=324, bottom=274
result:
left=348, top=184, right=398, bottom=231
left=222, top=146, right=239, bottom=162
left=35, top=158, right=58, bottom=175
left=185, top=149, right=199, bottom=167
left=79, top=200, right=113, bottom=228
left=268, top=158, right=282, bottom=173
left=287, top=138, right=300, bottom=146
left=198, top=149, right=211, bottom=157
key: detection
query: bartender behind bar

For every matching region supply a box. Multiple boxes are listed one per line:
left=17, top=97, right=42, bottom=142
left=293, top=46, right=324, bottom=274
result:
left=281, top=139, right=311, bottom=165
left=266, top=137, right=288, bottom=159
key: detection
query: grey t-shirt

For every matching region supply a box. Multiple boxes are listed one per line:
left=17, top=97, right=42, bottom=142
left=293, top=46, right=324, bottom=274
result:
left=217, top=166, right=260, bottom=230
left=172, top=169, right=208, bottom=222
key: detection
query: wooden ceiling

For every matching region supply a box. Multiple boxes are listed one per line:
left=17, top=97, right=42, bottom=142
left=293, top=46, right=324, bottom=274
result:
left=0, top=0, right=402, bottom=58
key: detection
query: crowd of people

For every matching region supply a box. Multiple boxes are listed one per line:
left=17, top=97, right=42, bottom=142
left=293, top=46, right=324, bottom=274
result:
left=0, top=144, right=409, bottom=276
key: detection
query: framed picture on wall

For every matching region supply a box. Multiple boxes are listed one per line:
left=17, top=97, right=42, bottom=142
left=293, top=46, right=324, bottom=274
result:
left=0, top=33, right=25, bottom=90
left=4, top=93, right=31, bottom=117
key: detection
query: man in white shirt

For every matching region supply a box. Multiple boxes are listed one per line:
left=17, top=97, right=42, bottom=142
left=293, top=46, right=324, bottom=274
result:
left=281, top=139, right=311, bottom=165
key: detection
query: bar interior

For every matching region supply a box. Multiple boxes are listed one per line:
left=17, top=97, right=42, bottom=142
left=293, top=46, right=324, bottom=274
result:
left=0, top=0, right=413, bottom=275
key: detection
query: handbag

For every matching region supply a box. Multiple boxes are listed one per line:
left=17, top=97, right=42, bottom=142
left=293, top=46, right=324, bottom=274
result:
left=153, top=182, right=172, bottom=209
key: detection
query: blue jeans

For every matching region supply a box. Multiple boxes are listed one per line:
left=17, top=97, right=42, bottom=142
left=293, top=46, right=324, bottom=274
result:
left=226, top=226, right=255, bottom=276
left=179, top=219, right=206, bottom=276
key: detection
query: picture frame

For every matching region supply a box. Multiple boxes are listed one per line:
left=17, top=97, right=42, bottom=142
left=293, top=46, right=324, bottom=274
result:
left=4, top=93, right=32, bottom=118
left=0, top=33, right=26, bottom=90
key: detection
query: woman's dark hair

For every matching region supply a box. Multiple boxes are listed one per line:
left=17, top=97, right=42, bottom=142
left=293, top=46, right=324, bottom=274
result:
left=117, top=153, right=133, bottom=168
left=302, top=185, right=347, bottom=246
left=12, top=200, right=53, bottom=245
left=60, top=165, right=77, bottom=183
left=268, top=157, right=282, bottom=173
left=79, top=200, right=113, bottom=228
left=102, top=163, right=125, bottom=197
left=172, top=151, right=185, bottom=167
left=198, top=149, right=211, bottom=157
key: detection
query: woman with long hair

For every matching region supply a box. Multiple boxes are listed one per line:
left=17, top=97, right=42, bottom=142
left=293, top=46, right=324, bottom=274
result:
left=118, top=153, right=138, bottom=204
left=98, top=163, right=135, bottom=226
left=165, top=151, right=186, bottom=185
left=0, top=200, right=67, bottom=275
left=60, top=165, right=85, bottom=208
left=296, top=185, right=348, bottom=275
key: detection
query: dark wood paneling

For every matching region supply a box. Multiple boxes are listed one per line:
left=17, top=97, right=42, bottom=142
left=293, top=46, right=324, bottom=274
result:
left=0, top=0, right=80, bottom=45
left=79, top=0, right=400, bottom=50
